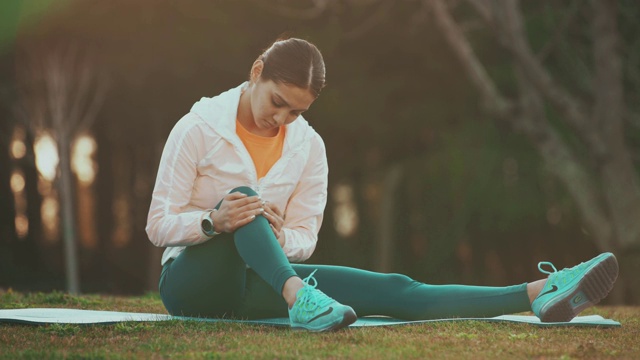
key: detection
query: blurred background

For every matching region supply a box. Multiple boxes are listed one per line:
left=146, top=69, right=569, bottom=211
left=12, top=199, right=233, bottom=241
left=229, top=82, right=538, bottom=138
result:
left=1, top=0, right=639, bottom=304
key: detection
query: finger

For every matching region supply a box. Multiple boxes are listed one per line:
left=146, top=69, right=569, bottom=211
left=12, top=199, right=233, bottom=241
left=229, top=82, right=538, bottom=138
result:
left=263, top=209, right=282, bottom=226
left=271, top=204, right=284, bottom=217
left=262, top=206, right=276, bottom=218
left=225, top=192, right=248, bottom=201
left=270, top=224, right=280, bottom=238
left=266, top=214, right=284, bottom=233
left=223, top=197, right=262, bottom=215
left=220, top=194, right=252, bottom=212
left=235, top=207, right=264, bottom=221
left=263, top=204, right=283, bottom=220
left=232, top=214, right=256, bottom=229
left=230, top=195, right=261, bottom=206
left=236, top=200, right=264, bottom=213
left=234, top=197, right=264, bottom=211
left=264, top=202, right=282, bottom=216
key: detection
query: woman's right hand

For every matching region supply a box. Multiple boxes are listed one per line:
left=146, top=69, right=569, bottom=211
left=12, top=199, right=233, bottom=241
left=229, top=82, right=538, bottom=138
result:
left=211, top=192, right=264, bottom=233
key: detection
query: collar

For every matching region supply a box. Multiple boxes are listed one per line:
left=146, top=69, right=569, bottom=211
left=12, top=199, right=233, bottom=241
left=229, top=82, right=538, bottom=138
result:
left=190, top=82, right=314, bottom=152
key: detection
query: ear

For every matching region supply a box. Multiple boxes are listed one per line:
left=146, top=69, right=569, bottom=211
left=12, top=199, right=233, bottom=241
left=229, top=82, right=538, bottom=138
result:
left=250, top=60, right=264, bottom=83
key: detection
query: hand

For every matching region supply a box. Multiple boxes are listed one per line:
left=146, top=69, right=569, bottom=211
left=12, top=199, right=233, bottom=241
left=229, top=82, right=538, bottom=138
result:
left=211, top=192, right=264, bottom=233
left=263, top=201, right=285, bottom=247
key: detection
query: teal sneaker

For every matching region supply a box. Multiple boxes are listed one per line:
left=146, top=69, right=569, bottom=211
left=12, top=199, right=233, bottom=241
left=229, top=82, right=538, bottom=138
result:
left=531, top=252, right=618, bottom=322
left=288, top=270, right=357, bottom=332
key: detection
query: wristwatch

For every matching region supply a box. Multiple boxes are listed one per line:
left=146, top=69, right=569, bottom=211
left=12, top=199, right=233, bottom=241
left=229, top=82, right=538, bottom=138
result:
left=201, top=210, right=218, bottom=237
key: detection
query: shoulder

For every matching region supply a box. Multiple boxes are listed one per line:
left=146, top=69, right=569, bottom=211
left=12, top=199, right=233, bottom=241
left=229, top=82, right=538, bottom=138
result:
left=303, top=121, right=326, bottom=154
left=289, top=116, right=326, bottom=151
left=300, top=122, right=327, bottom=165
left=164, top=113, right=217, bottom=161
left=169, top=113, right=209, bottom=141
left=309, top=130, right=326, bottom=155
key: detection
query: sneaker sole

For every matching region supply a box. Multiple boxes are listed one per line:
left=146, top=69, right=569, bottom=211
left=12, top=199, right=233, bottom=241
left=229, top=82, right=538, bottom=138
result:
left=325, top=308, right=357, bottom=332
left=540, top=253, right=618, bottom=322
left=291, top=308, right=358, bottom=332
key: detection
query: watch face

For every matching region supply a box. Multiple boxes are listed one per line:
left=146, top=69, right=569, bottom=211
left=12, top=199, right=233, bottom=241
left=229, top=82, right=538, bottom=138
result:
left=202, top=219, right=213, bottom=232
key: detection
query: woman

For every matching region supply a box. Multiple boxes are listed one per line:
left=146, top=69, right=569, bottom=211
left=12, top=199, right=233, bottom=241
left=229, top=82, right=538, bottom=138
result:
left=146, top=37, right=619, bottom=332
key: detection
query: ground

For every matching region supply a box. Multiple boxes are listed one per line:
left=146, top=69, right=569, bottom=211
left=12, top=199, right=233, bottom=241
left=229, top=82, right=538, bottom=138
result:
left=0, top=290, right=638, bottom=359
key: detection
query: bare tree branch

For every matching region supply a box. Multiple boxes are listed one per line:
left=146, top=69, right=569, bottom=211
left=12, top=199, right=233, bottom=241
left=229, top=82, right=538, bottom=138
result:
left=431, top=0, right=617, bottom=251
left=497, top=0, right=608, bottom=159
left=68, top=55, right=95, bottom=130
left=408, top=0, right=431, bottom=35
left=428, top=0, right=511, bottom=115
left=513, top=65, right=615, bottom=251
left=462, top=0, right=607, bottom=159
left=592, top=0, right=624, bottom=135
left=435, top=0, right=640, bottom=300
left=13, top=43, right=108, bottom=294
left=458, top=19, right=485, bottom=33
left=343, top=0, right=394, bottom=41
left=249, top=0, right=330, bottom=20
left=536, top=0, right=584, bottom=62
left=77, top=79, right=108, bottom=133
left=591, top=0, right=640, bottom=250
left=465, top=0, right=491, bottom=22
left=16, top=44, right=107, bottom=138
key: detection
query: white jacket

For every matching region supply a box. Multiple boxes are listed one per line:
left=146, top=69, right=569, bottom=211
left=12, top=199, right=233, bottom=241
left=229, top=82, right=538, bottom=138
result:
left=146, top=82, right=329, bottom=265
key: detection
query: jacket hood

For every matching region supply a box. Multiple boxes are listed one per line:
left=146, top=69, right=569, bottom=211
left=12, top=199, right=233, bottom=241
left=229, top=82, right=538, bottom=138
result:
left=190, top=82, right=315, bottom=151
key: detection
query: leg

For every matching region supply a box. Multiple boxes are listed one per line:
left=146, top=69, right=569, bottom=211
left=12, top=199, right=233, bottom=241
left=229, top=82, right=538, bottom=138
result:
left=293, top=264, right=531, bottom=320
left=236, top=264, right=530, bottom=320
left=230, top=188, right=356, bottom=330
left=159, top=186, right=297, bottom=317
left=292, top=252, right=618, bottom=321
left=230, top=187, right=298, bottom=295
left=159, top=232, right=246, bottom=317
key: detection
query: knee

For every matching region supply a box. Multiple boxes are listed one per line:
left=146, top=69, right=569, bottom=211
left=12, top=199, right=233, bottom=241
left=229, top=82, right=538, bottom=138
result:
left=229, top=186, right=258, bottom=197
left=385, top=273, right=417, bottom=289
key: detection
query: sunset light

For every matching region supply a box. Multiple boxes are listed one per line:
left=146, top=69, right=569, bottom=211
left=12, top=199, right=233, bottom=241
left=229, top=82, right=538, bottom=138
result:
left=10, top=127, right=27, bottom=159
left=11, top=169, right=28, bottom=239
left=10, top=171, right=26, bottom=193
left=41, top=195, right=60, bottom=242
left=333, top=183, right=359, bottom=237
left=71, top=134, right=97, bottom=185
left=34, top=132, right=59, bottom=182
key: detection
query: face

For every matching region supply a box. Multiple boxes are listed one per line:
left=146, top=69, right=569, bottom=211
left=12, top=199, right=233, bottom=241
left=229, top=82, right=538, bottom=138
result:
left=248, top=63, right=316, bottom=132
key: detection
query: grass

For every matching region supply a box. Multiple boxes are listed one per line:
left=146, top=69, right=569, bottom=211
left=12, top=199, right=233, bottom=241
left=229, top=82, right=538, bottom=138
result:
left=0, top=289, right=639, bottom=359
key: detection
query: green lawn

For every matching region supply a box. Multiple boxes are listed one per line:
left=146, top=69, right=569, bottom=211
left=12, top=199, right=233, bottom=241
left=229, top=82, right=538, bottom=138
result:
left=0, top=290, right=638, bottom=359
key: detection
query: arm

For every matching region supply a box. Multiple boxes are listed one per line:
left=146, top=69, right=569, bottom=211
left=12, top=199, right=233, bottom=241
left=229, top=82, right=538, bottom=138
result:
left=145, top=115, right=211, bottom=248
left=280, top=134, right=329, bottom=262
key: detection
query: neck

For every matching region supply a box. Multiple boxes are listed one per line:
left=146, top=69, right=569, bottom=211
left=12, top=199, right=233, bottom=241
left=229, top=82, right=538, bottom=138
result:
left=237, top=86, right=278, bottom=137
left=236, top=88, right=254, bottom=129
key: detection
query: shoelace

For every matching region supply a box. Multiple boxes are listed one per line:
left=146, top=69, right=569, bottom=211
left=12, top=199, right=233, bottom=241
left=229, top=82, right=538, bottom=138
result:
left=537, top=262, right=558, bottom=275
left=538, top=260, right=589, bottom=285
left=538, top=260, right=589, bottom=275
left=295, top=270, right=335, bottom=313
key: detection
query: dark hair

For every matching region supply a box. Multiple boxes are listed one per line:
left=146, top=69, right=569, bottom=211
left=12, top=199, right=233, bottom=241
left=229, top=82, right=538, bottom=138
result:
left=256, top=38, right=326, bottom=97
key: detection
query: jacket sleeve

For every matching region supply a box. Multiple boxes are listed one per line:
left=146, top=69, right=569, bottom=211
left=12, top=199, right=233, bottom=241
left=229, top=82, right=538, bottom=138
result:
left=145, top=115, right=211, bottom=248
left=281, top=133, right=329, bottom=262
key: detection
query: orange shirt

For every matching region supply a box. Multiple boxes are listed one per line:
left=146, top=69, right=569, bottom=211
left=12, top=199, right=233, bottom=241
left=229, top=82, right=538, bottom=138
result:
left=236, top=119, right=286, bottom=179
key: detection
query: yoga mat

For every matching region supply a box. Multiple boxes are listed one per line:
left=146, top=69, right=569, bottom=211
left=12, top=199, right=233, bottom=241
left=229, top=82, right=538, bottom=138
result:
left=0, top=308, right=620, bottom=328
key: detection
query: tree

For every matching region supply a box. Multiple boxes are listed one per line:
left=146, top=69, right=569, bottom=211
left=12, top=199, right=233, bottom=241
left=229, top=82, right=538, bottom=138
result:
left=258, top=0, right=640, bottom=302
left=14, top=43, right=107, bottom=294
left=426, top=0, right=640, bottom=302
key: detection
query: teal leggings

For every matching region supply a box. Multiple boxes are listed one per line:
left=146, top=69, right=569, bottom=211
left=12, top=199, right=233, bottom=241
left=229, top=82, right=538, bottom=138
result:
left=159, top=187, right=531, bottom=320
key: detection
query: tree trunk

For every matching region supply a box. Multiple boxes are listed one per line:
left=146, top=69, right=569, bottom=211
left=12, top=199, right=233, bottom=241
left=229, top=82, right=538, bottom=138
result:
left=58, top=129, right=80, bottom=294
left=431, top=0, right=640, bottom=302
left=376, top=164, right=403, bottom=272
left=591, top=0, right=640, bottom=302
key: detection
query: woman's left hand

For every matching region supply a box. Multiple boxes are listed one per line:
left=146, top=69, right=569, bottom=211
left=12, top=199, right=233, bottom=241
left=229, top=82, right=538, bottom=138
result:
left=263, top=202, right=285, bottom=248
